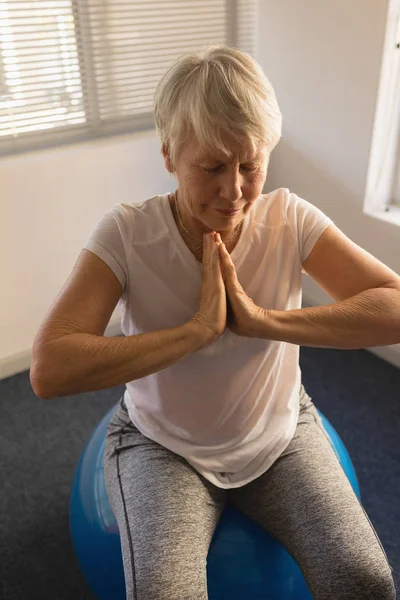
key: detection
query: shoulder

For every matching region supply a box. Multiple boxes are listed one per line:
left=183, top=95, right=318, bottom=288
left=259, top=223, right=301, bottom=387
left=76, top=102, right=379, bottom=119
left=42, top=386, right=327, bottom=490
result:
left=255, top=188, right=327, bottom=225
left=85, top=195, right=163, bottom=250
left=112, top=194, right=162, bottom=221
left=104, top=195, right=164, bottom=232
left=253, top=187, right=291, bottom=225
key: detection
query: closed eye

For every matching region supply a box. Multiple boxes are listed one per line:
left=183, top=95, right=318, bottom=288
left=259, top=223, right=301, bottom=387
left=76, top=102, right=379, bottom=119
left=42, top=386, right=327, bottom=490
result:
left=203, top=165, right=258, bottom=173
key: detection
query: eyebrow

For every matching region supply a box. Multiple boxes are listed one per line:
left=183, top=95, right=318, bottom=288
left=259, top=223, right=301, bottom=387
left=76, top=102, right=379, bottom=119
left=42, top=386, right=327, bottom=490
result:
left=198, top=154, right=262, bottom=163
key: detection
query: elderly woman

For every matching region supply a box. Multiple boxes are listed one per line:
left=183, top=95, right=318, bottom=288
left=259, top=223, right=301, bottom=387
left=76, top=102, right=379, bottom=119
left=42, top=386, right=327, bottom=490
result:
left=31, top=45, right=399, bottom=599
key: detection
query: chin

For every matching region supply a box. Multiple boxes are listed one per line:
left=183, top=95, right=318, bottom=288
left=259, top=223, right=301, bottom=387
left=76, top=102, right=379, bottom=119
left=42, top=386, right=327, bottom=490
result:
left=196, top=206, right=243, bottom=231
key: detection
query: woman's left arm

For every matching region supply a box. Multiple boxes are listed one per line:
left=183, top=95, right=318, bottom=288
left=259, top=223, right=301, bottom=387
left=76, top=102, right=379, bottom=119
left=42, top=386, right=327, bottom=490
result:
left=257, top=224, right=400, bottom=349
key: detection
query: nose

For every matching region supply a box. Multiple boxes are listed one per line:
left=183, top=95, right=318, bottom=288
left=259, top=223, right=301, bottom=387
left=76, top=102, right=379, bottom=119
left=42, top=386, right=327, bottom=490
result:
left=218, top=169, right=244, bottom=205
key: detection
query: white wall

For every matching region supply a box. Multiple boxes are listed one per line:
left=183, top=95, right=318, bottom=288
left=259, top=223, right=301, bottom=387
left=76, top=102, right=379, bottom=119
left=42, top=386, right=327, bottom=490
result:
left=1, top=0, right=399, bottom=380
left=259, top=0, right=400, bottom=368
left=0, top=130, right=174, bottom=378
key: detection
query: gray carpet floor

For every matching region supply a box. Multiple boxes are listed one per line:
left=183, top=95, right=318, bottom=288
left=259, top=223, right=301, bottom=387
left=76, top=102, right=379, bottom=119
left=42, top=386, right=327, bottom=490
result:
left=0, top=346, right=399, bottom=599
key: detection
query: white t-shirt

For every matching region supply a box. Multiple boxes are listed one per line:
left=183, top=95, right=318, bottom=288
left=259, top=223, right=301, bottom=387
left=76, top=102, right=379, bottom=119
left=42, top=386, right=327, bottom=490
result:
left=83, top=187, right=334, bottom=488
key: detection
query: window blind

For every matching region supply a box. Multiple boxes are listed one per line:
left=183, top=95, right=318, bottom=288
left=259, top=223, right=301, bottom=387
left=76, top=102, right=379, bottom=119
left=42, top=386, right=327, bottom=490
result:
left=0, top=0, right=258, bottom=156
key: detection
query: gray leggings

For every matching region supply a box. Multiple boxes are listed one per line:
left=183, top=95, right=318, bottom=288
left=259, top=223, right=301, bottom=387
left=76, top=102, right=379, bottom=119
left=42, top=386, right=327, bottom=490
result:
left=104, top=384, right=397, bottom=600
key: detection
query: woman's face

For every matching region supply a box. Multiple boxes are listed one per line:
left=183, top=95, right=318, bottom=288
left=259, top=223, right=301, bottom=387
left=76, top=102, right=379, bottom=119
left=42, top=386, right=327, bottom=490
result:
left=163, top=136, right=270, bottom=234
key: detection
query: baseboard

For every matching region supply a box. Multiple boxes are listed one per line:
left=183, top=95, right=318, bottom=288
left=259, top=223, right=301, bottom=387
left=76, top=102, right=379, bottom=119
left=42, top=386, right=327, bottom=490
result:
left=1, top=308, right=399, bottom=382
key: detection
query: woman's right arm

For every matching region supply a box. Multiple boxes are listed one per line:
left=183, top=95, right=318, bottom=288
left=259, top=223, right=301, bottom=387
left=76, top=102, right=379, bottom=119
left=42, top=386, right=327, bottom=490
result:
left=31, top=234, right=224, bottom=400
left=30, top=249, right=207, bottom=399
left=31, top=323, right=208, bottom=399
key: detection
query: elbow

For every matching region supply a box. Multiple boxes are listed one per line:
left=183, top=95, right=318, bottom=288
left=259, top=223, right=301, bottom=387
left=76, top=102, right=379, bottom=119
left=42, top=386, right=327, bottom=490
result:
left=30, top=345, right=57, bottom=400
left=30, top=368, right=54, bottom=400
left=30, top=350, right=75, bottom=400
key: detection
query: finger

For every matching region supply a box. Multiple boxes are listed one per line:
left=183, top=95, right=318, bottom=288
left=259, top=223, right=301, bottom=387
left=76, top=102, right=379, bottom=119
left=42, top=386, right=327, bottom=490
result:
left=215, top=234, right=230, bottom=259
left=218, top=241, right=236, bottom=276
left=202, top=233, right=210, bottom=264
left=218, top=240, right=229, bottom=259
left=203, top=233, right=216, bottom=262
left=218, top=243, right=247, bottom=300
left=218, top=248, right=236, bottom=292
left=211, top=236, right=223, bottom=272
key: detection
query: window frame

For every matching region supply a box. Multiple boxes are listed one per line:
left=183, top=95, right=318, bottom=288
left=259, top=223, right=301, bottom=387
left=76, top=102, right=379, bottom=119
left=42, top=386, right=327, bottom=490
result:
left=364, top=0, right=400, bottom=225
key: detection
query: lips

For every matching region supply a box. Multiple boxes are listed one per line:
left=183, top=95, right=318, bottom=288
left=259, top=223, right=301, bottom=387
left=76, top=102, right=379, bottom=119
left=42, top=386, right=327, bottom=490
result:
left=215, top=208, right=240, bottom=215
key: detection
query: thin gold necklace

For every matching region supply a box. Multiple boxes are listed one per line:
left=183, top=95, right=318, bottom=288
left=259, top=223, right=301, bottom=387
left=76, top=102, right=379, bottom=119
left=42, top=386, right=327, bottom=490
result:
left=173, top=190, right=243, bottom=248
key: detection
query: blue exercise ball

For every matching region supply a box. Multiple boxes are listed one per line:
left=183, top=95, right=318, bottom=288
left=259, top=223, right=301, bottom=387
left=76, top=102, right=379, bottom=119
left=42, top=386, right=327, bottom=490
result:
left=70, top=404, right=361, bottom=600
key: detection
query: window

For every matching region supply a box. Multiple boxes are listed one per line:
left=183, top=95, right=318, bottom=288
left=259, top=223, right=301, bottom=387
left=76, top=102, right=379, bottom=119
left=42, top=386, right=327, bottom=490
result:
left=364, top=0, right=400, bottom=223
left=0, top=0, right=258, bottom=156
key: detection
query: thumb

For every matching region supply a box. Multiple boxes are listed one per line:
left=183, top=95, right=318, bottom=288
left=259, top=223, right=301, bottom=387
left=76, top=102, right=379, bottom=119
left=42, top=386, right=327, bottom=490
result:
left=217, top=242, right=227, bottom=283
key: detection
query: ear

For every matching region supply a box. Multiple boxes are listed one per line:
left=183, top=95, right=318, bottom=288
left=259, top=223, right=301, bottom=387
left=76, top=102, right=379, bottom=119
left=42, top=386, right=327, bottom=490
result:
left=162, top=143, right=174, bottom=174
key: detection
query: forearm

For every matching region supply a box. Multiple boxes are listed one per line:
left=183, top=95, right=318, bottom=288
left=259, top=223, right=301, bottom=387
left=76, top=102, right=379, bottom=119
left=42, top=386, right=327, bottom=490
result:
left=31, top=321, right=207, bottom=399
left=257, top=287, right=400, bottom=349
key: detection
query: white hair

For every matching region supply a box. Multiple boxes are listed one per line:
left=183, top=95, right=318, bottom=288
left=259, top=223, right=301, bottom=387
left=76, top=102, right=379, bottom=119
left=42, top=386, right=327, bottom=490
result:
left=154, top=44, right=282, bottom=172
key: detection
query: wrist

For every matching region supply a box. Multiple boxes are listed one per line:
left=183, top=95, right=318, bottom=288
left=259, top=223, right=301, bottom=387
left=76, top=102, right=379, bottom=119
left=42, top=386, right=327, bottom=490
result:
left=186, top=319, right=216, bottom=348
left=250, top=308, right=278, bottom=339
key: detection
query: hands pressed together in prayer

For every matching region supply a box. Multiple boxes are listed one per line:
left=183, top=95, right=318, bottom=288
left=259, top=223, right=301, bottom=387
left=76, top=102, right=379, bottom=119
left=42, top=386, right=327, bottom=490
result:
left=192, top=231, right=270, bottom=343
left=216, top=233, right=267, bottom=337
